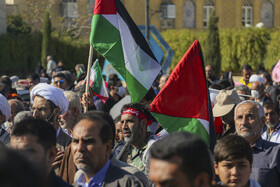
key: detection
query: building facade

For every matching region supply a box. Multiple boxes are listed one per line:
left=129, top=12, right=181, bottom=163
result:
left=122, top=0, right=280, bottom=30
left=5, top=0, right=280, bottom=35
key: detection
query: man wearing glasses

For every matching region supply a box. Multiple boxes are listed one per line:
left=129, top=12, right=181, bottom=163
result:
left=30, top=83, right=71, bottom=152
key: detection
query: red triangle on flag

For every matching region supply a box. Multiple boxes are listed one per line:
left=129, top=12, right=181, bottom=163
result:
left=150, top=39, right=209, bottom=121
left=94, top=0, right=117, bottom=15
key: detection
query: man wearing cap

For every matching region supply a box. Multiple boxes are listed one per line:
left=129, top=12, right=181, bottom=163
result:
left=114, top=103, right=158, bottom=176
left=30, top=83, right=71, bottom=151
left=0, top=94, right=11, bottom=145
left=213, top=89, right=241, bottom=138
left=249, top=74, right=272, bottom=106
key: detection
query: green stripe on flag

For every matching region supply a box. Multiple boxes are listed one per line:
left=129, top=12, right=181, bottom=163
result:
left=91, top=62, right=103, bottom=94
left=125, top=69, right=147, bottom=103
left=151, top=112, right=209, bottom=146
left=90, top=15, right=126, bottom=76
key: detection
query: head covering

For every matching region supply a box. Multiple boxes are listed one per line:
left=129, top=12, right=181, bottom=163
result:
left=30, top=83, right=69, bottom=115
left=249, top=74, right=265, bottom=84
left=0, top=94, right=11, bottom=122
left=213, top=90, right=241, bottom=117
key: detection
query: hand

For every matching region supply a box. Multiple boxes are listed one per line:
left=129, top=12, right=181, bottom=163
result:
left=52, top=149, right=64, bottom=168
left=81, top=90, right=95, bottom=109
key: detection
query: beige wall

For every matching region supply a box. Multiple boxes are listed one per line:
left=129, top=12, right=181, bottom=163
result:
left=6, top=0, right=280, bottom=32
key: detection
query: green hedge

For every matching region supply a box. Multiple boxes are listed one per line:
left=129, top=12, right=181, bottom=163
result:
left=0, top=32, right=103, bottom=76
left=161, top=28, right=272, bottom=72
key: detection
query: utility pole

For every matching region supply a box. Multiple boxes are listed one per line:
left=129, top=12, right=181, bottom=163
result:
left=145, top=0, right=149, bottom=43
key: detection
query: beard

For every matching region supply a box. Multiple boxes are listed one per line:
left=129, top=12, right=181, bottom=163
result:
left=237, top=125, right=261, bottom=139
left=266, top=121, right=278, bottom=129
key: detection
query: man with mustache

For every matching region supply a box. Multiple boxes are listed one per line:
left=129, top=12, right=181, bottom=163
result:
left=115, top=103, right=158, bottom=176
left=72, top=111, right=145, bottom=186
left=261, top=102, right=280, bottom=143
left=234, top=100, right=280, bottom=187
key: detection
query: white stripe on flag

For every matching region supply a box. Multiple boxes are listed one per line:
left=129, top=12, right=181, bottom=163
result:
left=116, top=13, right=161, bottom=90
left=103, top=15, right=119, bottom=30
left=198, top=119, right=210, bottom=135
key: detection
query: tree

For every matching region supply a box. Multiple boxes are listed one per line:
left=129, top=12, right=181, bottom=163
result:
left=204, top=11, right=221, bottom=77
left=41, top=11, right=51, bottom=68
left=7, top=15, right=31, bottom=34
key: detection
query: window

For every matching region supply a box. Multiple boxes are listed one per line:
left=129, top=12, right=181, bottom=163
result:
left=62, top=0, right=79, bottom=30
left=183, top=0, right=195, bottom=28
left=261, top=1, right=273, bottom=28
left=242, top=0, right=253, bottom=27
left=160, top=3, right=174, bottom=29
left=203, top=0, right=214, bottom=28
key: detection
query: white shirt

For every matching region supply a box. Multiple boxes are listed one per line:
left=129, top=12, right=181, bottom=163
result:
left=262, top=123, right=280, bottom=143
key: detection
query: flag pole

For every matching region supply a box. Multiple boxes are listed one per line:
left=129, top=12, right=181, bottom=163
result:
left=84, top=45, right=94, bottom=113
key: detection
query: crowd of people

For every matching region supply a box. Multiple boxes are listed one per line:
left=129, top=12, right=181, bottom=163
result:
left=0, top=56, right=280, bottom=187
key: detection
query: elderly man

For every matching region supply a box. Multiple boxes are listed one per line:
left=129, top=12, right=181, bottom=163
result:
left=261, top=102, right=280, bottom=143
left=239, top=64, right=252, bottom=88
left=4, top=99, right=24, bottom=133
left=213, top=89, right=241, bottom=138
left=249, top=74, right=272, bottom=105
left=0, top=94, right=11, bottom=145
left=30, top=83, right=71, bottom=151
left=47, top=55, right=57, bottom=77
left=149, top=132, right=213, bottom=187
left=72, top=111, right=145, bottom=186
left=10, top=118, right=72, bottom=187
left=115, top=103, right=158, bottom=175
left=234, top=100, right=280, bottom=186
left=59, top=91, right=82, bottom=136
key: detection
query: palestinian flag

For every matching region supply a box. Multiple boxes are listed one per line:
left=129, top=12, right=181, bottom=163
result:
left=90, top=0, right=161, bottom=103
left=150, top=40, right=216, bottom=150
left=87, top=60, right=109, bottom=103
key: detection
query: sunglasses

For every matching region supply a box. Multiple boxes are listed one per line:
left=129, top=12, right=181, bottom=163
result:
left=54, top=80, right=64, bottom=84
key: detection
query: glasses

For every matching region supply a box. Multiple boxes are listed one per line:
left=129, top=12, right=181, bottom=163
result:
left=54, top=80, right=64, bottom=84
left=31, top=107, right=51, bottom=113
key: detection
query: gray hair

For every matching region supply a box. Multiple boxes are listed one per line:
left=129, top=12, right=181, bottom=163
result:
left=235, top=85, right=250, bottom=92
left=14, top=111, right=33, bottom=125
left=234, top=100, right=265, bottom=120
left=63, top=91, right=82, bottom=114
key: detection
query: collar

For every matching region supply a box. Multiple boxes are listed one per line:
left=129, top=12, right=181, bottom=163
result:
left=252, top=137, right=264, bottom=150
left=77, top=159, right=110, bottom=187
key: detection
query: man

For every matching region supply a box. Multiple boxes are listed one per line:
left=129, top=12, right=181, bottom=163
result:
left=234, top=100, right=280, bottom=186
left=105, top=79, right=125, bottom=111
left=47, top=55, right=57, bottom=77
left=0, top=94, right=11, bottom=145
left=239, top=64, right=252, bottom=88
left=114, top=115, right=124, bottom=145
left=115, top=103, right=158, bottom=175
left=260, top=71, right=280, bottom=104
left=30, top=83, right=71, bottom=151
left=72, top=111, right=145, bottom=186
left=213, top=89, right=241, bottom=138
left=149, top=132, right=213, bottom=187
left=4, top=99, right=24, bottom=133
left=235, top=84, right=251, bottom=101
left=59, top=91, right=82, bottom=135
left=0, top=83, right=10, bottom=99
left=249, top=74, right=272, bottom=105
left=10, top=118, right=72, bottom=187
left=53, top=72, right=68, bottom=90
left=27, top=73, right=40, bottom=88
left=205, top=65, right=219, bottom=85
left=261, top=102, right=280, bottom=143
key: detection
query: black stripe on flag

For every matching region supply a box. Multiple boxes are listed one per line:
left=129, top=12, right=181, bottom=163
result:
left=115, top=0, right=159, bottom=63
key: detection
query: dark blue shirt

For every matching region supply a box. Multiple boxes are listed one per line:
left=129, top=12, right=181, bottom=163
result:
left=251, top=138, right=280, bottom=187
